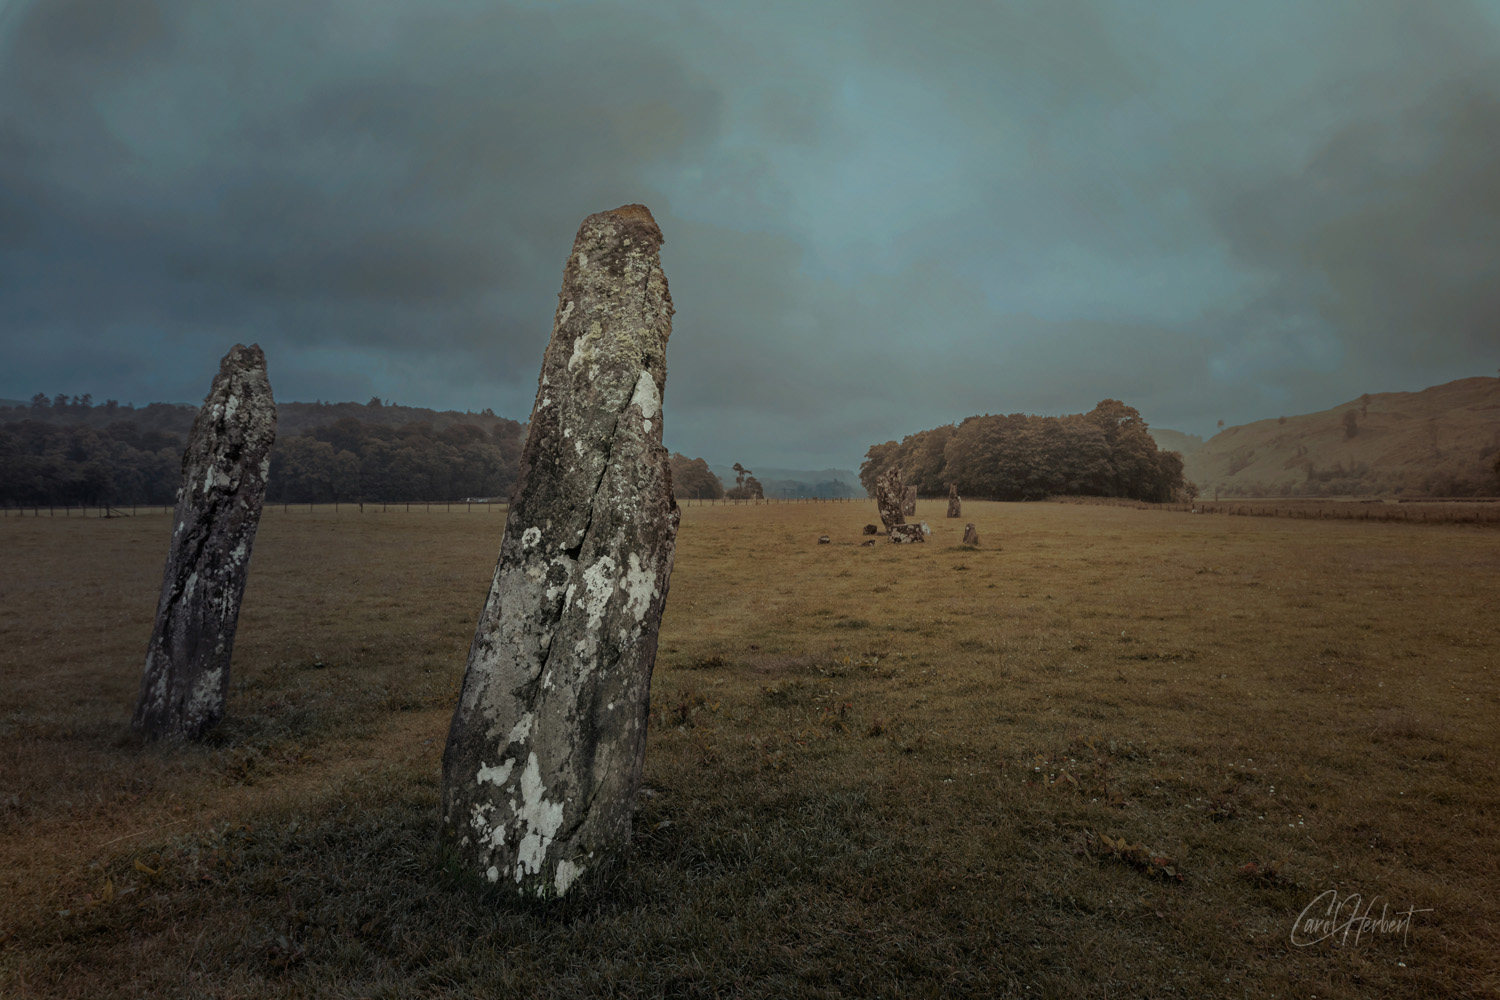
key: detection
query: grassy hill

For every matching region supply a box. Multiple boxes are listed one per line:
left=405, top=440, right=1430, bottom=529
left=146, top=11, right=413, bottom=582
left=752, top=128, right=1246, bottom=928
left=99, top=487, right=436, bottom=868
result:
left=1146, top=427, right=1204, bottom=458
left=1183, top=376, right=1500, bottom=498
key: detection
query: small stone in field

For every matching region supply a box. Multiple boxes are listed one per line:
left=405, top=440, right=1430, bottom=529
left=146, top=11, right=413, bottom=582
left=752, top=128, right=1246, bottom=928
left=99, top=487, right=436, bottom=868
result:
left=818, top=535, right=831, bottom=544
left=963, top=523, right=979, bottom=545
left=888, top=523, right=926, bottom=543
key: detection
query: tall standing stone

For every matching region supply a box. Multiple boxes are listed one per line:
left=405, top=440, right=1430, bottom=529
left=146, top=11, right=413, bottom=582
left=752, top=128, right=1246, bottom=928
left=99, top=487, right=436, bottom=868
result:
left=947, top=484, right=962, bottom=518
left=875, top=468, right=906, bottom=531
left=133, top=344, right=276, bottom=740
left=903, top=486, right=918, bottom=518
left=442, top=204, right=680, bottom=899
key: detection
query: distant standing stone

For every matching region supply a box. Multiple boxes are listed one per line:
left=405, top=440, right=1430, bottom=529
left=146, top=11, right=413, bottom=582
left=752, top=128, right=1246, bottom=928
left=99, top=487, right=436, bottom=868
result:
left=860, top=539, right=876, bottom=547
left=947, top=484, right=961, bottom=518
left=888, top=523, right=927, bottom=543
left=903, top=486, right=917, bottom=517
left=963, top=523, right=980, bottom=545
left=862, top=524, right=879, bottom=535
left=817, top=534, right=831, bottom=544
left=133, top=344, right=277, bottom=741
left=875, top=468, right=906, bottom=531
left=442, top=204, right=680, bottom=900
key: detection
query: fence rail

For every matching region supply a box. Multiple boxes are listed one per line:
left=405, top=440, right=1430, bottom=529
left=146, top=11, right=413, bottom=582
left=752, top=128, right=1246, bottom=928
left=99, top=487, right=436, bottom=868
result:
left=1154, top=500, right=1500, bottom=525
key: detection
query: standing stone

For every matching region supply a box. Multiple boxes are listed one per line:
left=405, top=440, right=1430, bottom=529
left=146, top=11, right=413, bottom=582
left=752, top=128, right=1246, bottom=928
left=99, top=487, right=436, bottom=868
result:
left=888, top=523, right=927, bottom=543
left=963, top=523, right=980, bottom=545
left=875, top=468, right=906, bottom=531
left=947, top=484, right=962, bottom=518
left=817, top=535, right=831, bottom=544
left=862, top=524, right=879, bottom=535
left=133, top=344, right=276, bottom=741
left=903, top=486, right=918, bottom=517
left=442, top=204, right=679, bottom=900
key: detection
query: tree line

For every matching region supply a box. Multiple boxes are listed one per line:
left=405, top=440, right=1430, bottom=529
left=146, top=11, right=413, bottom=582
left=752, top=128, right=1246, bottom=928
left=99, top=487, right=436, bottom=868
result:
left=0, top=395, right=528, bottom=506
left=861, top=399, right=1190, bottom=503
left=0, top=394, right=733, bottom=507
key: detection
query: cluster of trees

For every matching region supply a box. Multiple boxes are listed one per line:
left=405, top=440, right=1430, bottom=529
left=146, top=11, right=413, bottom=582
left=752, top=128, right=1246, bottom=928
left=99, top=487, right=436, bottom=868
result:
left=724, top=463, right=764, bottom=500
left=668, top=454, right=724, bottom=499
left=0, top=395, right=528, bottom=506
left=267, top=418, right=523, bottom=503
left=861, top=399, right=1190, bottom=503
left=0, top=418, right=185, bottom=506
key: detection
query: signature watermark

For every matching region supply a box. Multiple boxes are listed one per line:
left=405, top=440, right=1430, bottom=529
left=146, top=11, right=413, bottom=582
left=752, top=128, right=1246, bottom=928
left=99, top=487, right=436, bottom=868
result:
left=1291, top=889, right=1432, bottom=947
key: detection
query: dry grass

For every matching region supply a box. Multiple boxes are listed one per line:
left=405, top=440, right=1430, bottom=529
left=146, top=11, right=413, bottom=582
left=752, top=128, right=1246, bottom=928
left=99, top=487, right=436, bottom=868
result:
left=1, top=500, right=1496, bottom=998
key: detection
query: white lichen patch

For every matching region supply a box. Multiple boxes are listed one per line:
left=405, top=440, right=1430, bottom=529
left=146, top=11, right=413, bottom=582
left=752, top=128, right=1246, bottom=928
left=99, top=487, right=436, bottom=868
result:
left=630, top=370, right=660, bottom=420
left=580, top=555, right=618, bottom=631
left=486, top=866, right=499, bottom=883
left=477, top=759, right=515, bottom=788
left=554, top=859, right=585, bottom=896
left=506, top=713, right=534, bottom=746
left=521, top=526, right=542, bottom=550
left=575, top=252, right=588, bottom=270
left=224, top=394, right=239, bottom=422
left=558, top=300, right=575, bottom=326
left=186, top=666, right=223, bottom=719
left=621, top=552, right=656, bottom=622
left=513, top=753, right=566, bottom=882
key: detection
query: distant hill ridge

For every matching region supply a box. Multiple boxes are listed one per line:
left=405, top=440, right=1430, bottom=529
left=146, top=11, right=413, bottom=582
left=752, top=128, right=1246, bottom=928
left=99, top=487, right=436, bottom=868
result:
left=1176, top=376, right=1500, bottom=497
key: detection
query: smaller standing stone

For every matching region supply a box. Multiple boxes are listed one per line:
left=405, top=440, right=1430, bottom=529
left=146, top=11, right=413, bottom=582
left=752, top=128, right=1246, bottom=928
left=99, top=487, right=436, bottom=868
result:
left=902, top=486, right=917, bottom=517
left=947, top=484, right=961, bottom=518
left=963, top=523, right=980, bottom=545
left=875, top=468, right=906, bottom=531
left=134, top=344, right=277, bottom=741
left=860, top=539, right=876, bottom=547
left=817, top=535, right=831, bottom=544
left=888, top=523, right=926, bottom=543
left=862, top=524, right=879, bottom=535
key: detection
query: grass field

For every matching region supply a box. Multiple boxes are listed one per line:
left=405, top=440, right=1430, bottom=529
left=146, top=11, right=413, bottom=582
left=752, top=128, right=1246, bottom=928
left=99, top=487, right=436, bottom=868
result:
left=1, top=500, right=1496, bottom=998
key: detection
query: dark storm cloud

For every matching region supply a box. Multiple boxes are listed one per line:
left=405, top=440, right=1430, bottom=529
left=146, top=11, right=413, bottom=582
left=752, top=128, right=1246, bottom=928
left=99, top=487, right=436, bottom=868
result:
left=1, top=0, right=1496, bottom=469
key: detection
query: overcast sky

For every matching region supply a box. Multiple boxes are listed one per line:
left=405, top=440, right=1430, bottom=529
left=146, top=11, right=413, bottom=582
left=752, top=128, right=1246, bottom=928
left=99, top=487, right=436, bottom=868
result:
left=2, top=0, right=1497, bottom=469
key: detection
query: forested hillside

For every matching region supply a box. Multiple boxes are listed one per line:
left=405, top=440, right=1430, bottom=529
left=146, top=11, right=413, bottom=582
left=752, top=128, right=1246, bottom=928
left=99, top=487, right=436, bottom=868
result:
left=0, top=395, right=526, bottom=505
left=862, top=399, right=1188, bottom=503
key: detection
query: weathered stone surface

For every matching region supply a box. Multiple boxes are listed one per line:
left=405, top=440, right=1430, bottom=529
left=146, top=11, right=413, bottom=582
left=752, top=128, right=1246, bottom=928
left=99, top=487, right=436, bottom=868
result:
left=888, top=523, right=927, bottom=543
left=442, top=204, right=679, bottom=900
left=947, top=484, right=961, bottom=518
left=902, top=486, right=917, bottom=518
left=862, top=524, right=879, bottom=535
left=963, top=523, right=980, bottom=545
left=133, top=344, right=276, bottom=741
left=817, top=535, right=831, bottom=544
left=874, top=468, right=905, bottom=530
